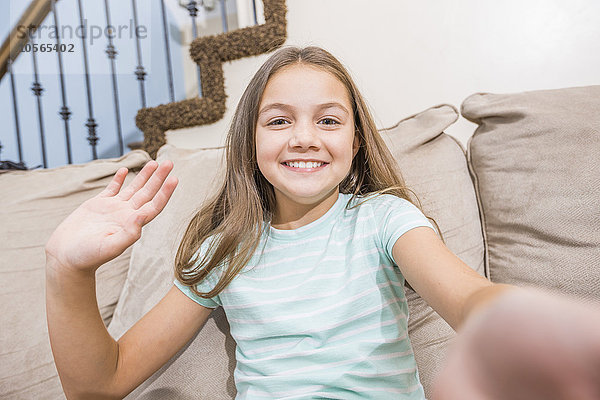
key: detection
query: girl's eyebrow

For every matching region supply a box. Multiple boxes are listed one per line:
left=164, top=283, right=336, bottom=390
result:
left=258, top=102, right=349, bottom=116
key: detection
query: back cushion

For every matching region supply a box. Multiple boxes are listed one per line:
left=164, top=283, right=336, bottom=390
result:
left=381, top=104, right=486, bottom=396
left=107, top=144, right=237, bottom=399
left=0, top=150, right=151, bottom=399
left=462, top=85, right=600, bottom=301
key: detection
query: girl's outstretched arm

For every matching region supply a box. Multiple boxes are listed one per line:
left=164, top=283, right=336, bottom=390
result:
left=391, top=226, right=516, bottom=330
left=432, top=289, right=600, bottom=400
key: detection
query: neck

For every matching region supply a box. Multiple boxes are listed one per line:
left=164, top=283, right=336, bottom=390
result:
left=271, top=189, right=339, bottom=230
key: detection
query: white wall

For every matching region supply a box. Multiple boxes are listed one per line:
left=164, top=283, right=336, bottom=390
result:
left=167, top=0, right=600, bottom=149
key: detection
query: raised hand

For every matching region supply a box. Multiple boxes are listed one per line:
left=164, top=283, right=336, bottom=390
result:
left=45, top=160, right=178, bottom=274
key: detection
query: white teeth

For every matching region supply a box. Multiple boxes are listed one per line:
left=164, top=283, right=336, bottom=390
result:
left=285, top=161, right=324, bottom=169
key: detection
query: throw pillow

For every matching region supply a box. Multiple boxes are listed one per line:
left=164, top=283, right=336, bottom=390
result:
left=462, top=85, right=600, bottom=301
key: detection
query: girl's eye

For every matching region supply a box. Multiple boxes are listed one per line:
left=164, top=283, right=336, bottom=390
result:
left=266, top=118, right=340, bottom=126
left=267, top=118, right=289, bottom=126
left=320, top=118, right=340, bottom=125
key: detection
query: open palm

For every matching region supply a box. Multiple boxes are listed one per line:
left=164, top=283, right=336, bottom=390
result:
left=45, top=160, right=178, bottom=274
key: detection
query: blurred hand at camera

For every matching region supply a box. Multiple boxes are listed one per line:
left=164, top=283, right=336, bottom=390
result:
left=45, top=160, right=178, bottom=274
left=433, top=289, right=600, bottom=400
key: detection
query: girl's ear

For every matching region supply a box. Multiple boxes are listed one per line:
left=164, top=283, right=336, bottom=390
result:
left=352, top=132, right=360, bottom=158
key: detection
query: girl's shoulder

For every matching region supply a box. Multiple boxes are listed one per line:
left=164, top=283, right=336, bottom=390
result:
left=352, top=192, right=415, bottom=210
left=350, top=193, right=427, bottom=224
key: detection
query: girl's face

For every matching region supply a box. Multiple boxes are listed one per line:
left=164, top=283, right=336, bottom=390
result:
left=255, top=64, right=359, bottom=210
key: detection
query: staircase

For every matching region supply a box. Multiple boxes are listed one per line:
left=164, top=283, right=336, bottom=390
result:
left=0, top=0, right=257, bottom=170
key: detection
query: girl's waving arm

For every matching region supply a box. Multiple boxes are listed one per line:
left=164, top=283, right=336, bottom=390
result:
left=392, top=226, right=515, bottom=330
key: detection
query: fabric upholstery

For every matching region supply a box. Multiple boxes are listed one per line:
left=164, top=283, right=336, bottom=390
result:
left=107, top=145, right=237, bottom=399
left=462, top=85, right=600, bottom=301
left=4, top=85, right=599, bottom=399
left=380, top=104, right=486, bottom=395
left=0, top=150, right=151, bottom=399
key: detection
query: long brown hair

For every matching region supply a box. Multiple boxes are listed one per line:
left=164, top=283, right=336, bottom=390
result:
left=174, top=45, right=443, bottom=299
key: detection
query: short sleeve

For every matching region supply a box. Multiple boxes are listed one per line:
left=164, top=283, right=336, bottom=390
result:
left=173, top=238, right=224, bottom=309
left=372, top=194, right=436, bottom=265
left=174, top=277, right=221, bottom=309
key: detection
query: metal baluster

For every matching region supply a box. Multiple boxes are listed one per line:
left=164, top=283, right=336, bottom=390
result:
left=7, top=59, right=24, bottom=165
left=51, top=0, right=73, bottom=164
left=103, top=0, right=124, bottom=156
left=131, top=0, right=147, bottom=108
left=76, top=0, right=99, bottom=160
left=30, top=35, right=48, bottom=168
left=159, top=0, right=175, bottom=102
left=187, top=1, right=203, bottom=97
left=252, top=0, right=258, bottom=25
left=220, top=0, right=228, bottom=32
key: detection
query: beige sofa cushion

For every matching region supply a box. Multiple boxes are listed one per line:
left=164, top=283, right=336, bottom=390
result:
left=462, top=85, right=600, bottom=301
left=107, top=144, right=237, bottom=399
left=0, top=150, right=151, bottom=399
left=108, top=104, right=482, bottom=399
left=380, top=104, right=486, bottom=395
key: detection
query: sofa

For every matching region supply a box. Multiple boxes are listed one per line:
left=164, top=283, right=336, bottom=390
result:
left=1, top=85, right=599, bottom=399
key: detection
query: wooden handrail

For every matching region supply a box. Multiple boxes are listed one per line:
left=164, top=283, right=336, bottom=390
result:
left=0, top=0, right=54, bottom=80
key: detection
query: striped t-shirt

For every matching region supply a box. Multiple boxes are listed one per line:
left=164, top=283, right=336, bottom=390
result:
left=174, top=192, right=435, bottom=399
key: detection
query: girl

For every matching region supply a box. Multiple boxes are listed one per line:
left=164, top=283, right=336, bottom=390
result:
left=45, top=46, right=511, bottom=399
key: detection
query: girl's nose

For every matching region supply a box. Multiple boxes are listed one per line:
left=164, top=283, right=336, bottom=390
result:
left=289, top=119, right=320, bottom=149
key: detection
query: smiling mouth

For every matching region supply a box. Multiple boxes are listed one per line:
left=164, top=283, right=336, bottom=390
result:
left=280, top=162, right=329, bottom=172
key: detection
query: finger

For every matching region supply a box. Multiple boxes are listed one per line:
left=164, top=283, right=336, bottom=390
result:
left=117, top=160, right=159, bottom=201
left=129, top=160, right=175, bottom=210
left=136, top=175, right=178, bottom=225
left=99, top=167, right=128, bottom=197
